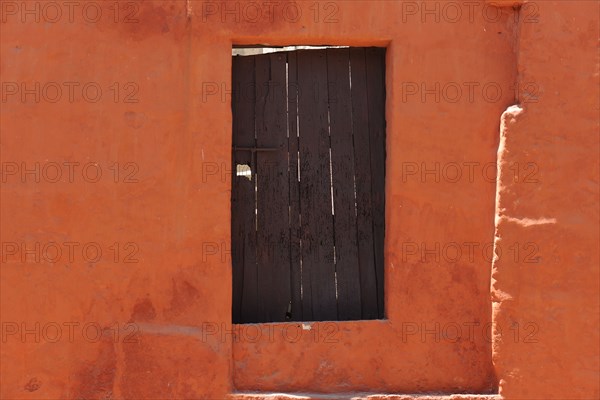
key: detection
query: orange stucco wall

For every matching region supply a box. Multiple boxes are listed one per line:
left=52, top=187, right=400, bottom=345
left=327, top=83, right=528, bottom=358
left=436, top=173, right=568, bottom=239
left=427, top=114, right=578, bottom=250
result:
left=0, top=1, right=598, bottom=399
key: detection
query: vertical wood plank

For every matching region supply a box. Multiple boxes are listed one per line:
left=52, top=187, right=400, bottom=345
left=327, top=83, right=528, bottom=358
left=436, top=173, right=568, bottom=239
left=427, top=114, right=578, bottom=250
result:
left=366, top=47, right=387, bottom=318
left=255, top=53, right=291, bottom=322
left=231, top=55, right=258, bottom=323
left=326, top=48, right=362, bottom=320
left=349, top=47, right=379, bottom=319
left=287, top=52, right=303, bottom=321
left=297, top=50, right=337, bottom=321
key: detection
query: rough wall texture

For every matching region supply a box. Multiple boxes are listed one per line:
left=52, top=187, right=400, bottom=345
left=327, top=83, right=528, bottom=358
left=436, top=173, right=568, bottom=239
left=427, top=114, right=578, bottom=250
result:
left=491, top=2, right=600, bottom=399
left=0, top=1, right=597, bottom=399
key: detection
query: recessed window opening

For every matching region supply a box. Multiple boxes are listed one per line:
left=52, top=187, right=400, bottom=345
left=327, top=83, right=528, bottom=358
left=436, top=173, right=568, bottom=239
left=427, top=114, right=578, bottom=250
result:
left=232, top=45, right=349, bottom=56
left=231, top=45, right=386, bottom=324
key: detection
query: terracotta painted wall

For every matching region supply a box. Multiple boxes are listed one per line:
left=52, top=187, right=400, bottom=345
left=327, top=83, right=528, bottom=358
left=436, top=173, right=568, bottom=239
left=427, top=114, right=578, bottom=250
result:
left=0, top=1, right=597, bottom=399
left=491, top=1, right=599, bottom=399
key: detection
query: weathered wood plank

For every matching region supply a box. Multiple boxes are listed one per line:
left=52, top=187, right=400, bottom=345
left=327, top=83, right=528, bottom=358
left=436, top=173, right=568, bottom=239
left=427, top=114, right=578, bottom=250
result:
left=326, top=48, right=362, bottom=320
left=287, top=51, right=303, bottom=321
left=349, top=47, right=379, bottom=319
left=255, top=53, right=291, bottom=322
left=297, top=49, right=337, bottom=321
left=231, top=55, right=258, bottom=323
left=365, top=47, right=387, bottom=318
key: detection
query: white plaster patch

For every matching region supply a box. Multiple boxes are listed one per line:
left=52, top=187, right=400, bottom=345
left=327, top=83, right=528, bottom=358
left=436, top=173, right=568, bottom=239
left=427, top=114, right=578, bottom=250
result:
left=501, top=216, right=557, bottom=226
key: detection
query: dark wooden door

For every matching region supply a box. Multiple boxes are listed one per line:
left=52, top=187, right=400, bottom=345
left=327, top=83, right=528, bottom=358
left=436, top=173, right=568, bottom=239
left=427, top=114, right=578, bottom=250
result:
left=231, top=47, right=386, bottom=323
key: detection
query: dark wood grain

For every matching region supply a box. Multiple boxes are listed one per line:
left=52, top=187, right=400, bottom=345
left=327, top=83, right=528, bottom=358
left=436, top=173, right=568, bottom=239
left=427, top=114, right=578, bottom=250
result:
left=365, top=47, right=387, bottom=318
left=349, top=47, right=379, bottom=319
left=232, top=48, right=386, bottom=323
left=254, top=53, right=292, bottom=322
left=297, top=49, right=337, bottom=321
left=326, top=48, right=362, bottom=320
left=287, top=51, right=303, bottom=321
left=231, top=55, right=258, bottom=323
